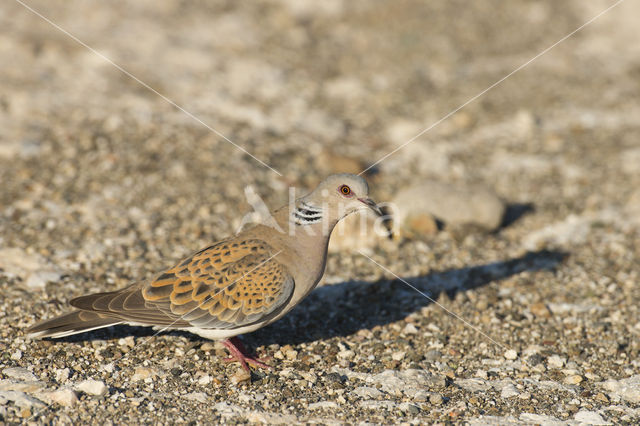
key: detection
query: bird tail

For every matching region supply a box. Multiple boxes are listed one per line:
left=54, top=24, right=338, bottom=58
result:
left=27, top=310, right=122, bottom=339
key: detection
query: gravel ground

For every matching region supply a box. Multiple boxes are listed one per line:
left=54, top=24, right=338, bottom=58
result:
left=1, top=0, right=640, bottom=424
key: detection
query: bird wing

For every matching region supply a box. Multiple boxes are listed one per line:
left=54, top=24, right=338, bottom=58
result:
left=70, top=239, right=294, bottom=330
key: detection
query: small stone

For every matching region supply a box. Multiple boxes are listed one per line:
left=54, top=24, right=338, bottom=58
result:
left=11, top=350, right=23, bottom=360
left=594, top=392, right=609, bottom=403
left=501, top=384, right=519, bottom=398
left=230, top=369, right=251, bottom=385
left=131, top=367, right=156, bottom=382
left=429, top=393, right=444, bottom=405
left=285, top=349, right=298, bottom=361
left=547, top=355, right=566, bottom=369
left=183, top=392, right=208, bottom=403
left=403, top=323, right=418, bottom=334
left=564, top=375, right=583, bottom=385
left=475, top=369, right=488, bottom=380
left=55, top=368, right=70, bottom=383
left=353, top=386, right=383, bottom=399
left=530, top=302, right=552, bottom=318
left=0, top=390, right=46, bottom=408
left=600, top=375, right=640, bottom=403
left=504, top=349, right=518, bottom=360
left=46, top=388, right=78, bottom=407
left=392, top=351, right=406, bottom=361
left=574, top=410, right=608, bottom=425
left=76, top=379, right=108, bottom=396
left=518, top=391, right=531, bottom=400
left=337, top=349, right=355, bottom=360
left=2, top=367, right=38, bottom=382
left=200, top=342, right=216, bottom=352
left=197, top=374, right=211, bottom=386
left=425, top=350, right=442, bottom=361
left=401, top=402, right=420, bottom=415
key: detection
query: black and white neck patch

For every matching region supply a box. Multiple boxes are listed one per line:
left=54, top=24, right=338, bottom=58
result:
left=292, top=201, right=323, bottom=225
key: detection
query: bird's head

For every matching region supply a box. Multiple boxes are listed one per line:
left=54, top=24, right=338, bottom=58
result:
left=302, top=173, right=382, bottom=222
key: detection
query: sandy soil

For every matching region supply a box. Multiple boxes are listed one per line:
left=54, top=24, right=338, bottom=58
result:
left=1, top=0, right=639, bottom=423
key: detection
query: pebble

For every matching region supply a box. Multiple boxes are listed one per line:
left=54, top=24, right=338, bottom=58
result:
left=530, top=302, right=552, bottom=318
left=500, top=383, right=519, bottom=398
left=76, top=379, right=108, bottom=396
left=353, top=386, right=383, bottom=399
left=337, top=349, right=355, bottom=360
left=45, top=388, right=78, bottom=407
left=55, top=368, right=70, bottom=383
left=131, top=367, right=157, bottom=382
left=230, top=369, right=251, bottom=385
left=399, top=402, right=420, bottom=415
left=504, top=349, right=518, bottom=360
left=11, top=350, right=23, bottom=360
left=183, top=392, right=208, bottom=403
left=475, top=370, right=488, bottom=380
left=573, top=410, right=609, bottom=425
left=392, top=182, right=506, bottom=234
left=429, top=393, right=444, bottom=405
left=2, top=367, right=38, bottom=382
left=564, top=375, right=583, bottom=385
left=402, top=323, right=418, bottom=335
left=391, top=351, right=406, bottom=361
left=0, top=390, right=46, bottom=408
left=197, top=374, right=212, bottom=386
left=600, top=375, right=640, bottom=403
left=547, top=355, right=566, bottom=369
left=518, top=391, right=531, bottom=400
left=0, top=378, right=45, bottom=393
left=200, top=342, right=216, bottom=352
left=285, top=348, right=298, bottom=361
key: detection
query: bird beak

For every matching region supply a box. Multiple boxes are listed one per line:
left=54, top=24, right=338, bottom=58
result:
left=358, top=197, right=383, bottom=216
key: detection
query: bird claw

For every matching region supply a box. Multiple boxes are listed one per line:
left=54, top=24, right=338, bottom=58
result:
left=221, top=338, right=272, bottom=372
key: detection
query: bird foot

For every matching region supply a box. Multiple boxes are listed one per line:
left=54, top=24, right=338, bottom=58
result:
left=221, top=337, right=272, bottom=372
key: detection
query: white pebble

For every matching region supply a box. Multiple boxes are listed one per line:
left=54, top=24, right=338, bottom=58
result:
left=547, top=355, right=566, bottom=369
left=2, top=367, right=37, bottom=382
left=55, top=368, right=70, bottom=383
left=504, top=349, right=518, bottom=360
left=76, top=379, right=108, bottom=396
left=45, top=388, right=78, bottom=407
left=403, top=323, right=418, bottom=334
left=197, top=374, right=212, bottom=386
left=501, top=383, right=519, bottom=398
left=574, top=410, right=609, bottom=425
left=392, top=351, right=406, bottom=361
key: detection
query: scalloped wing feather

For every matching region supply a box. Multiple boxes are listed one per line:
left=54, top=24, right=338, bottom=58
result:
left=68, top=239, right=293, bottom=330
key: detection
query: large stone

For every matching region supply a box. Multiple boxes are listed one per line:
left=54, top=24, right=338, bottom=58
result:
left=391, top=182, right=505, bottom=236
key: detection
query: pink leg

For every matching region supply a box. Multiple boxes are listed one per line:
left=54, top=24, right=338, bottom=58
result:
left=221, top=337, right=271, bottom=372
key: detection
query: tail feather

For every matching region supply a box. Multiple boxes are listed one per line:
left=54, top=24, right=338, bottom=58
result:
left=27, top=310, right=122, bottom=339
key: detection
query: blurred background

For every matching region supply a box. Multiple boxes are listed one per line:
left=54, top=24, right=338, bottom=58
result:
left=1, top=0, right=639, bottom=423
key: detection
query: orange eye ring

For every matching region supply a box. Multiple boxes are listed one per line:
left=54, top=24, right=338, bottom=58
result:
left=339, top=185, right=352, bottom=197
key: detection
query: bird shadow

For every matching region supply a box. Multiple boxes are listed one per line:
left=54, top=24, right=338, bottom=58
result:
left=500, top=202, right=535, bottom=229
left=244, top=249, right=566, bottom=348
left=53, top=249, right=566, bottom=348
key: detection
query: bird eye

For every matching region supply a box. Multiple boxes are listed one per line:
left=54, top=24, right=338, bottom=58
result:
left=339, top=185, right=352, bottom=197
